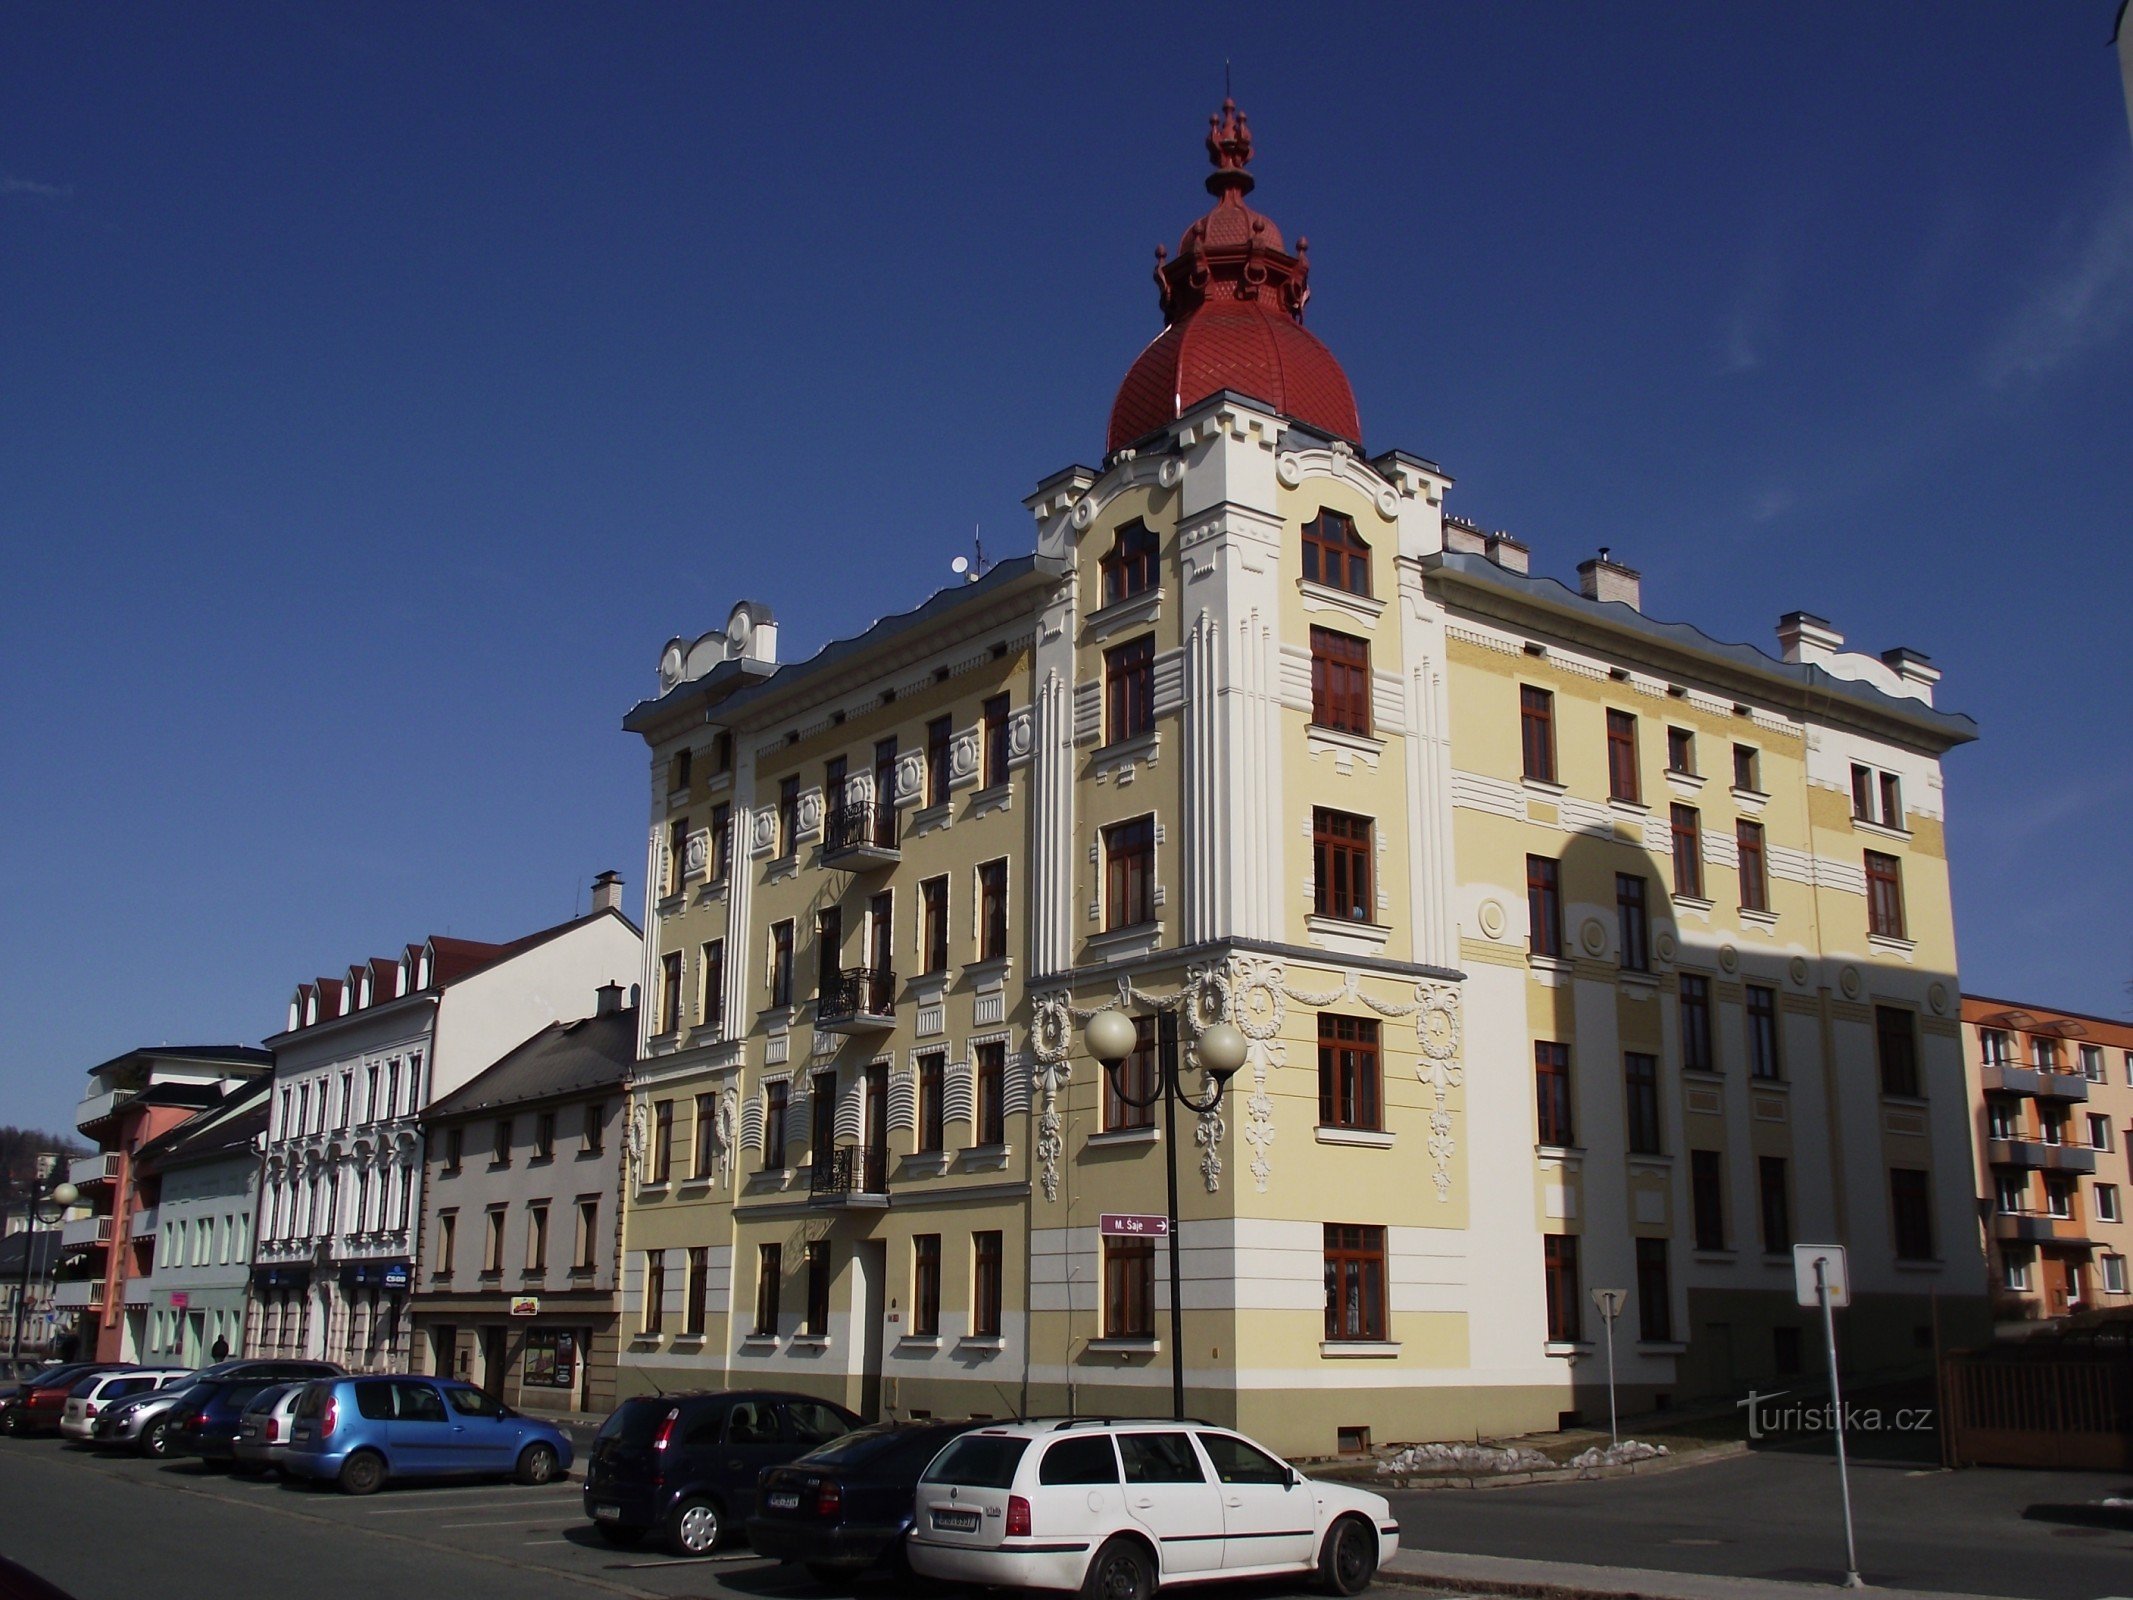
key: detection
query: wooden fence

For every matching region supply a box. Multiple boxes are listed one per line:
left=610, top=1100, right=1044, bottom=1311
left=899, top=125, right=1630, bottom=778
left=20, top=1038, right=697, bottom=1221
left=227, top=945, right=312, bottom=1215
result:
left=1941, top=1347, right=2133, bottom=1469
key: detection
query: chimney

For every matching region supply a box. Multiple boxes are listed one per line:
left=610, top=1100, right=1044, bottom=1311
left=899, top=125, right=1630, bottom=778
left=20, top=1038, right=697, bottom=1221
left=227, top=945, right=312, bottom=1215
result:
left=1776, top=611, right=1844, bottom=665
left=1576, top=548, right=1641, bottom=610
left=1880, top=646, right=1940, bottom=704
left=1442, top=514, right=1489, bottom=556
left=1485, top=532, right=1530, bottom=575
left=590, top=871, right=624, bottom=914
left=595, top=981, right=625, bottom=1017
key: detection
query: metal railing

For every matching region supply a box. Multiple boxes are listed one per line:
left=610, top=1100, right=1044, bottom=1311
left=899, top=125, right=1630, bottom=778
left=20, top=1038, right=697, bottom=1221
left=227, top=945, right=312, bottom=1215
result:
left=817, top=966, right=896, bottom=1026
left=823, top=801, right=898, bottom=858
left=808, top=1145, right=889, bottom=1200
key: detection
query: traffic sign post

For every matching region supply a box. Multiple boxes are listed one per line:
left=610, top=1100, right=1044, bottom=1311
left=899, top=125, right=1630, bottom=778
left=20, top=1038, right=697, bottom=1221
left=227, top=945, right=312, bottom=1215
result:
left=1795, top=1244, right=1863, bottom=1590
left=1590, top=1287, right=1627, bottom=1449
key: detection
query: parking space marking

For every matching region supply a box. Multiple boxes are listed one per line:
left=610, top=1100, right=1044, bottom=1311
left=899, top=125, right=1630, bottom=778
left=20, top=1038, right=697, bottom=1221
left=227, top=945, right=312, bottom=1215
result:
left=436, top=1515, right=577, bottom=1529
left=606, top=1554, right=767, bottom=1569
left=366, top=1493, right=577, bottom=1514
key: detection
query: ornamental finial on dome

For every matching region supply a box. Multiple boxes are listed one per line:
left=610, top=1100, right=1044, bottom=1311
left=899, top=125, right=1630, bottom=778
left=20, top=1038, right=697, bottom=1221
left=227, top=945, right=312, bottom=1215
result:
left=1205, top=98, right=1254, bottom=197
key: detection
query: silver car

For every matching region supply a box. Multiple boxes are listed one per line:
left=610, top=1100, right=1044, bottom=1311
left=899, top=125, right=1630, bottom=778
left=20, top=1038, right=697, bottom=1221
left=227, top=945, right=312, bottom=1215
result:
left=61, top=1369, right=191, bottom=1442
left=95, top=1379, right=204, bottom=1456
left=231, top=1383, right=307, bottom=1476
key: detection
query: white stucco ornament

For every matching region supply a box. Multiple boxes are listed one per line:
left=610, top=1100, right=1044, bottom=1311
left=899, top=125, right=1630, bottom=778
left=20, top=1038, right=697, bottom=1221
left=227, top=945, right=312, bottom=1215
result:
left=1375, top=489, right=1399, bottom=521
left=1839, top=965, right=1862, bottom=1000
left=626, top=1100, right=648, bottom=1170
left=1927, top=981, right=1949, bottom=1016
left=1718, top=944, right=1740, bottom=974
left=1476, top=899, right=1507, bottom=940
left=1071, top=497, right=1095, bottom=529
left=796, top=789, right=823, bottom=836
left=1789, top=956, right=1810, bottom=987
left=1275, top=453, right=1303, bottom=488
left=1654, top=928, right=1677, bottom=965
left=1579, top=917, right=1609, bottom=957
left=1030, top=990, right=1075, bottom=1203
left=1158, top=457, right=1183, bottom=489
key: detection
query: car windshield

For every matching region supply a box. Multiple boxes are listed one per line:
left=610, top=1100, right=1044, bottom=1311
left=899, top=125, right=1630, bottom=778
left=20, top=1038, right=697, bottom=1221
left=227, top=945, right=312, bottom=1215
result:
left=243, top=1385, right=295, bottom=1414
left=806, top=1424, right=966, bottom=1471
left=920, top=1434, right=1029, bottom=1488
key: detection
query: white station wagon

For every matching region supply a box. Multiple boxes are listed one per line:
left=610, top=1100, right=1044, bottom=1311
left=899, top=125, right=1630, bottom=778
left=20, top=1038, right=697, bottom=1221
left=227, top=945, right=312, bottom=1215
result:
left=906, top=1419, right=1398, bottom=1599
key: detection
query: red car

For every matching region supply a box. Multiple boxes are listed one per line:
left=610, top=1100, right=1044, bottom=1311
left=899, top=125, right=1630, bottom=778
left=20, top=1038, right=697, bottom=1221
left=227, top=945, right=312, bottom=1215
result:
left=16, top=1365, right=134, bottom=1436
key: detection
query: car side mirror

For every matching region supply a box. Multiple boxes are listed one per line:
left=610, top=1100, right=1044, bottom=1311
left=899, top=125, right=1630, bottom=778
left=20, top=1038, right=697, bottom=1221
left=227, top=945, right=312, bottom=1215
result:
left=1287, top=1467, right=1304, bottom=1489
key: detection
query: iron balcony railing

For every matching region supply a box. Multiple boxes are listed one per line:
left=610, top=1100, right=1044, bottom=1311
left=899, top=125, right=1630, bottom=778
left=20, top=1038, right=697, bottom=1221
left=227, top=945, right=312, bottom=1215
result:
left=808, top=1145, right=889, bottom=1201
left=817, top=965, right=896, bottom=1028
left=822, top=801, right=899, bottom=861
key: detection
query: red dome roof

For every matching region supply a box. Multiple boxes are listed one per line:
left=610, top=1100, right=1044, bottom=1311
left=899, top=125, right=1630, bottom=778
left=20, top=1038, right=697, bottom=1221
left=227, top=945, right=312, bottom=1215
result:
left=1107, top=101, right=1359, bottom=454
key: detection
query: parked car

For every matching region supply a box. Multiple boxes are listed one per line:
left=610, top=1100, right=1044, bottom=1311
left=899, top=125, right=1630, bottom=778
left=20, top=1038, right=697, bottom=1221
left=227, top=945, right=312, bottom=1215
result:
left=582, top=1390, right=859, bottom=1556
left=90, top=1383, right=201, bottom=1457
left=59, top=1368, right=191, bottom=1441
left=0, top=1365, right=99, bottom=1436
left=748, top=1419, right=986, bottom=1580
left=231, top=1382, right=308, bottom=1475
left=14, top=1365, right=134, bottom=1436
left=905, top=1419, right=1400, bottom=1599
left=173, top=1379, right=283, bottom=1465
left=193, top=1358, right=344, bottom=1383
left=284, top=1375, right=573, bottom=1495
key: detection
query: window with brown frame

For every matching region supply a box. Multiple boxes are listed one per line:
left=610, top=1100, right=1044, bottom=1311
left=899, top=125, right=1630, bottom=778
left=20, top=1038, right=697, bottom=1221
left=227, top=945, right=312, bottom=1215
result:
left=659, top=951, right=684, bottom=1033
left=574, top=1197, right=599, bottom=1271
left=1625, top=1052, right=1663, bottom=1155
left=815, top=907, right=841, bottom=997
left=1317, top=1014, right=1381, bottom=1131
left=1616, top=874, right=1649, bottom=971
left=920, top=876, right=948, bottom=973
left=1607, top=709, right=1641, bottom=803
left=974, top=1040, right=1006, bottom=1147
left=668, top=747, right=692, bottom=795
left=1521, top=685, right=1556, bottom=783
left=1528, top=855, right=1564, bottom=958
left=1691, top=1151, right=1726, bottom=1251
left=1679, top=974, right=1713, bottom=1073
left=1636, top=1238, right=1672, bottom=1342
left=534, top=1110, right=556, bottom=1162
left=1310, top=627, right=1371, bottom=735
left=1099, top=520, right=1160, bottom=607
left=977, top=859, right=1008, bottom=961
left=651, top=1101, right=673, bottom=1183
left=1733, top=743, right=1760, bottom=792
left=1737, top=820, right=1769, bottom=913
left=710, top=729, right=732, bottom=774
left=1104, top=815, right=1156, bottom=929
left=683, top=1245, right=707, bottom=1335
left=709, top=802, right=730, bottom=882
left=803, top=1241, right=831, bottom=1337
left=778, top=776, right=799, bottom=858
left=1535, top=1042, right=1574, bottom=1146
left=699, top=940, right=724, bottom=1034
left=1323, top=1224, right=1386, bottom=1341
left=693, top=1092, right=718, bottom=1179
left=1312, top=808, right=1373, bottom=922
left=1746, top=984, right=1782, bottom=1081
left=1543, top=1234, right=1582, bottom=1342
left=1759, top=1156, right=1791, bottom=1252
left=482, top=1205, right=506, bottom=1277
left=973, top=1231, right=1004, bottom=1337
left=1302, top=509, right=1371, bottom=596
left=435, top=1210, right=457, bottom=1277
left=762, top=1080, right=788, bottom=1168
left=1104, top=1016, right=1156, bottom=1131
left=872, top=737, right=899, bottom=846
left=667, top=818, right=687, bottom=896
left=753, top=1243, right=781, bottom=1337
left=1105, top=635, right=1155, bottom=745
left=1666, top=726, right=1696, bottom=775
left=1865, top=851, right=1906, bottom=939
left=1876, top=1005, right=1921, bottom=1098
left=769, top=920, right=794, bottom=1009
left=1890, top=1168, right=1934, bottom=1261
left=917, top=1053, right=945, bottom=1152
left=982, top=694, right=1010, bottom=789
left=1671, top=805, right=1704, bottom=899
left=912, top=1234, right=942, bottom=1337
left=642, top=1251, right=666, bottom=1334
left=926, top=716, right=952, bottom=807
left=1104, top=1236, right=1154, bottom=1337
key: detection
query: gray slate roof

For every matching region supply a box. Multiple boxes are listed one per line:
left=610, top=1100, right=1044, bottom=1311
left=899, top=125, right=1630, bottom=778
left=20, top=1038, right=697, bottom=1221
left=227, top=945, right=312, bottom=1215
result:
left=424, top=1007, right=637, bottom=1122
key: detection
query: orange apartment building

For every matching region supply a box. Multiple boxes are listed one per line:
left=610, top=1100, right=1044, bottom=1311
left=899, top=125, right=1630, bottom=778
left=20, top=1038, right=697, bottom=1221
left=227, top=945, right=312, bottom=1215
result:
left=1962, top=995, right=2133, bottom=1320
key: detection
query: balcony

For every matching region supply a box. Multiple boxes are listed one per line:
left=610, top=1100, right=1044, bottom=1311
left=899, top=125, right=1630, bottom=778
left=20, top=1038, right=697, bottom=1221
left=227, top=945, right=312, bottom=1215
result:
left=129, top=1205, right=159, bottom=1240
left=821, top=802, right=900, bottom=867
left=51, top=1280, right=102, bottom=1311
left=1988, top=1138, right=2049, bottom=1170
left=72, top=1091, right=120, bottom=1131
left=817, top=966, right=897, bottom=1033
left=2034, top=1073, right=2091, bottom=1103
left=1993, top=1212, right=2091, bottom=1247
left=69, top=1152, right=119, bottom=1188
left=59, top=1215, right=112, bottom=1250
left=123, top=1277, right=155, bottom=1308
left=808, top=1145, right=890, bottom=1208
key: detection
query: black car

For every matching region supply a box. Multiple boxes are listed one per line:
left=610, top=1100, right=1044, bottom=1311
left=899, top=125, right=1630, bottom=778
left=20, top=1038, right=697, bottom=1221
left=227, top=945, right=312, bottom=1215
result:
left=172, top=1379, right=279, bottom=1464
left=748, top=1420, right=985, bottom=1581
left=191, top=1359, right=343, bottom=1382
left=582, top=1391, right=859, bottom=1556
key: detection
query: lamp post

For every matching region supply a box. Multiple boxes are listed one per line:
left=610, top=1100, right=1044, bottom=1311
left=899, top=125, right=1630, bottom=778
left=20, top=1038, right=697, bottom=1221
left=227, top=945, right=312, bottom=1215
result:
left=1083, top=1004, right=1249, bottom=1421
left=8, top=1172, right=79, bottom=1368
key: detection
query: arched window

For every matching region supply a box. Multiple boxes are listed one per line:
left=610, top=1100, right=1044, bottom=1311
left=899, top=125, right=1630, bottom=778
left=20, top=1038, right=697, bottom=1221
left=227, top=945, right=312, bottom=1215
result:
left=1098, top=521, right=1160, bottom=608
left=1303, top=510, right=1371, bottom=597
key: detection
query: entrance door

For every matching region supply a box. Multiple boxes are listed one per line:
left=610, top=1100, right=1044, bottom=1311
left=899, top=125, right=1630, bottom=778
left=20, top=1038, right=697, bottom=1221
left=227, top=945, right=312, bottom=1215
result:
left=431, top=1323, right=457, bottom=1380
left=856, top=1240, right=886, bottom=1421
left=481, top=1327, right=509, bottom=1399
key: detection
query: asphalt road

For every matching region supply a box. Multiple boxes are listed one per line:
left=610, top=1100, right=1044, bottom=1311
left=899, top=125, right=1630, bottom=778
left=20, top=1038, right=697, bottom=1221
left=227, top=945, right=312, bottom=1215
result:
left=1385, top=1445, right=2133, bottom=1600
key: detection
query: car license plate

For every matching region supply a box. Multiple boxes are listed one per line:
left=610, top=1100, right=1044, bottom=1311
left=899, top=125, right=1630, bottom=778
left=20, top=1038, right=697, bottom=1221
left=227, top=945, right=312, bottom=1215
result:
left=766, top=1492, right=800, bottom=1510
left=593, top=1504, right=622, bottom=1522
left=931, top=1508, right=981, bottom=1532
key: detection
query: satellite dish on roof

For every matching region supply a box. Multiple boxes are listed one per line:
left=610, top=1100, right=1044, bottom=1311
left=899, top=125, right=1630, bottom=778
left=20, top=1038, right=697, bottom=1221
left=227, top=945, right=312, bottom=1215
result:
left=950, top=556, right=969, bottom=576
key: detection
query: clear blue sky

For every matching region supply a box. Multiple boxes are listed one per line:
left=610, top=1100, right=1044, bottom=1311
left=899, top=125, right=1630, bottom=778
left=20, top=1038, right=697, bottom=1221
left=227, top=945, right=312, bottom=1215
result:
left=4, top=3, right=2129, bottom=1136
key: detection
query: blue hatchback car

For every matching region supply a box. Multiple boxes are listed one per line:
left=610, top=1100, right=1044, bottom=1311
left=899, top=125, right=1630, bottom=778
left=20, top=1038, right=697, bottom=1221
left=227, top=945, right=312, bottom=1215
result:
left=283, top=1375, right=572, bottom=1495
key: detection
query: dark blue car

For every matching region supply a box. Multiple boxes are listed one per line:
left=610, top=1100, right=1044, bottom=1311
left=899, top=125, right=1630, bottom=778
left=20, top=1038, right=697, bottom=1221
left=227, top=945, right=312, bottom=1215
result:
left=172, top=1379, right=280, bottom=1464
left=283, top=1375, right=572, bottom=1495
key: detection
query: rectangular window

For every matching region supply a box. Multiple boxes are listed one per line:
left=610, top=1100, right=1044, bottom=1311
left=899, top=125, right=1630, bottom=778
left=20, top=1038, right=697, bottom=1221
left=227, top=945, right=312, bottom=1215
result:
left=443, top=1126, right=464, bottom=1174
left=1890, top=1168, right=1934, bottom=1262
left=1624, top=1053, right=1663, bottom=1155
left=2080, top=1045, right=2105, bottom=1083
left=978, top=859, right=1008, bottom=961
left=534, top=1110, right=556, bottom=1161
left=1876, top=1006, right=1921, bottom=1098
left=1759, top=1157, right=1791, bottom=1254
left=1746, top=985, right=1782, bottom=1081
left=770, top=920, right=794, bottom=1008
left=1527, top=855, right=1563, bottom=959
left=669, top=747, right=692, bottom=794
left=982, top=694, right=1010, bottom=789
left=1543, top=1234, right=1582, bottom=1343
left=694, top=1093, right=718, bottom=1179
left=1104, top=1237, right=1154, bottom=1338
left=753, top=1243, right=781, bottom=1337
left=2005, top=1255, right=2031, bottom=1293
left=1100, top=520, right=1159, bottom=605
left=803, top=1241, right=831, bottom=1337
left=1666, top=726, right=1696, bottom=774
left=1104, top=1016, right=1157, bottom=1132
left=684, top=1246, right=709, bottom=1336
left=1606, top=709, right=1641, bottom=803
left=525, top=1202, right=549, bottom=1273
left=1104, top=815, right=1156, bottom=929
left=778, top=776, right=800, bottom=858
left=1535, top=1042, right=1574, bottom=1148
left=1851, top=763, right=1873, bottom=820
left=2045, top=1175, right=2073, bottom=1219
left=709, top=802, right=730, bottom=882
left=1323, top=1224, right=1387, bottom=1341
left=1987, top=1098, right=2018, bottom=1141
left=574, top=1197, right=598, bottom=1271
left=762, top=1080, right=789, bottom=1168
left=1303, top=509, right=1371, bottom=595
left=492, top=1115, right=514, bottom=1168
left=973, top=1231, right=1004, bottom=1337
left=917, top=1053, right=945, bottom=1152
left=2090, top=1115, right=2112, bottom=1153
left=651, top=1100, right=673, bottom=1184
left=2104, top=1255, right=2128, bottom=1296
left=642, top=1252, right=665, bottom=1334
left=974, top=1040, right=1006, bottom=1147
left=667, top=819, right=687, bottom=896
left=1636, top=1237, right=1672, bottom=1342
left=1733, top=743, right=1760, bottom=792
left=1310, top=627, right=1372, bottom=736
left=1318, top=1014, right=1382, bottom=1131
left=920, top=876, right=949, bottom=972
left=816, top=906, right=842, bottom=997
left=1980, top=1028, right=2011, bottom=1065
left=926, top=715, right=953, bottom=807
left=1679, top=974, right=1713, bottom=1073
left=1879, top=771, right=1903, bottom=828
left=482, top=1206, right=506, bottom=1276
left=1691, top=1150, right=1725, bottom=1251
left=1670, top=805, right=1704, bottom=899
left=1865, top=851, right=1906, bottom=939
left=435, top=1210, right=457, bottom=1276
left=699, top=940, right=725, bottom=1033
left=659, top=951, right=683, bottom=1033
left=1616, top=874, right=1649, bottom=971
left=1737, top=820, right=1769, bottom=913
left=1520, top=686, right=1557, bottom=783
left=1313, top=808, right=1374, bottom=923
left=912, top=1234, right=942, bottom=1337
left=1105, top=635, right=1156, bottom=744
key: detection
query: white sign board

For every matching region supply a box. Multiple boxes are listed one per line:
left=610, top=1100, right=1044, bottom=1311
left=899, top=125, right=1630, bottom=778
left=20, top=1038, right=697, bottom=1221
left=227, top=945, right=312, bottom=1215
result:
left=1590, top=1287, right=1627, bottom=1321
left=1793, top=1243, right=1849, bottom=1309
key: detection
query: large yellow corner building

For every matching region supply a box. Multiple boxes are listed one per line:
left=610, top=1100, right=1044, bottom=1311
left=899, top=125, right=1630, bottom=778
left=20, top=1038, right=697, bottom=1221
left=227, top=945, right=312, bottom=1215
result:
left=613, top=104, right=1986, bottom=1457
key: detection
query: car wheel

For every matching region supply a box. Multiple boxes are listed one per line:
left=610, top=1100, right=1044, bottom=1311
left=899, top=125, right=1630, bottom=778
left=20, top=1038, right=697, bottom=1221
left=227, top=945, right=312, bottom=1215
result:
left=1080, top=1536, right=1155, bottom=1600
left=1317, top=1514, right=1379, bottom=1596
left=666, top=1495, right=722, bottom=1556
left=515, top=1442, right=559, bottom=1486
left=139, top=1422, right=175, bottom=1459
left=595, top=1524, right=645, bottom=1548
left=0, top=1411, right=20, bottom=1438
left=338, top=1450, right=387, bottom=1496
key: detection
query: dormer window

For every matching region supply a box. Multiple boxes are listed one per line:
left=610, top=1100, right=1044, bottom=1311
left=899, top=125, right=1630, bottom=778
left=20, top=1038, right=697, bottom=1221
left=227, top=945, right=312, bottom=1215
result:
left=1098, top=521, right=1160, bottom=607
left=1303, top=510, right=1371, bottom=597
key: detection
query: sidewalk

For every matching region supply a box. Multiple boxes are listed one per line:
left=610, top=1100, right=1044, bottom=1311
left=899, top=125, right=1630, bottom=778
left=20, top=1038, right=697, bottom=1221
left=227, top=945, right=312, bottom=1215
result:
left=1379, top=1548, right=2024, bottom=1600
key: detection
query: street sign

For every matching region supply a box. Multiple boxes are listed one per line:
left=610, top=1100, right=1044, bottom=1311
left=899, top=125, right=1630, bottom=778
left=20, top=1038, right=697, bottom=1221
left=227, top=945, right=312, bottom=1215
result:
left=1590, top=1288, right=1627, bottom=1321
left=1793, top=1244, right=1850, bottom=1309
left=168, top=1292, right=189, bottom=1311
left=1100, top=1213, right=1170, bottom=1238
left=509, top=1296, right=540, bottom=1317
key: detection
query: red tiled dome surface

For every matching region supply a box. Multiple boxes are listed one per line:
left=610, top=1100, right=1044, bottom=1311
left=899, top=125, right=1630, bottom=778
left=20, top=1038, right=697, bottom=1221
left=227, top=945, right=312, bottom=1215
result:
left=1106, top=101, right=1360, bottom=454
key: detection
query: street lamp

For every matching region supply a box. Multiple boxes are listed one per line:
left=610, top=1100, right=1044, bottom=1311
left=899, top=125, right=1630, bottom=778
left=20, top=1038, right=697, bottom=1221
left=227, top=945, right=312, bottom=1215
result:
left=8, top=1174, right=79, bottom=1369
left=1083, top=1004, right=1249, bottom=1421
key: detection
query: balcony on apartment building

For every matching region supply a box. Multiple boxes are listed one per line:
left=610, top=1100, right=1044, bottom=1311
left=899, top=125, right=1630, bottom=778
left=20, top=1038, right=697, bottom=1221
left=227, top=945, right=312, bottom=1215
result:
left=128, top=1205, right=159, bottom=1240
left=50, top=1280, right=103, bottom=1311
left=808, top=1145, right=890, bottom=1208
left=1987, top=1138, right=2099, bottom=1174
left=68, top=1152, right=119, bottom=1189
left=1981, top=1061, right=2092, bottom=1102
left=820, top=801, right=901, bottom=868
left=58, top=1215, right=112, bottom=1250
left=817, top=966, right=897, bottom=1033
left=1992, top=1211, right=2092, bottom=1247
